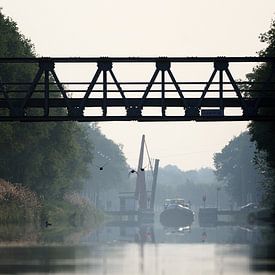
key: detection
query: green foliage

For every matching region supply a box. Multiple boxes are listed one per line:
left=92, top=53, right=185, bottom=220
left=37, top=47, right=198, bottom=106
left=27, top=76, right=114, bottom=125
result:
left=0, top=121, right=93, bottom=198
left=246, top=19, right=275, bottom=206
left=0, top=10, right=35, bottom=57
left=214, top=132, right=263, bottom=206
left=247, top=19, right=275, bottom=159
left=0, top=11, right=94, bottom=198
left=0, top=10, right=37, bottom=86
left=258, top=19, right=275, bottom=57
left=0, top=10, right=130, bottom=209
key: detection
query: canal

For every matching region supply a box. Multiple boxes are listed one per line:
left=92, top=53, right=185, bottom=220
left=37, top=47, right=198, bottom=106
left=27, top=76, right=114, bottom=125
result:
left=0, top=220, right=274, bottom=274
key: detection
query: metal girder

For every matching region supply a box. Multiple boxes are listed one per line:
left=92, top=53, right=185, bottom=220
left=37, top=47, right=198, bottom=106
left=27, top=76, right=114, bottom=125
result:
left=0, top=98, right=273, bottom=108
left=0, top=56, right=275, bottom=122
left=1, top=57, right=275, bottom=63
left=0, top=115, right=273, bottom=122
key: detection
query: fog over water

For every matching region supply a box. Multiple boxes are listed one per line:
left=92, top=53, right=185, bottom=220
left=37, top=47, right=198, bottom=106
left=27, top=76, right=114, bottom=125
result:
left=0, top=221, right=274, bottom=275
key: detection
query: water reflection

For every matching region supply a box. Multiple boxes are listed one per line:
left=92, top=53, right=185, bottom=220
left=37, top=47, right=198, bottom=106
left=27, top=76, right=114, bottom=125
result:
left=88, top=222, right=156, bottom=244
left=250, top=244, right=275, bottom=272
left=0, top=221, right=274, bottom=274
left=163, top=225, right=191, bottom=236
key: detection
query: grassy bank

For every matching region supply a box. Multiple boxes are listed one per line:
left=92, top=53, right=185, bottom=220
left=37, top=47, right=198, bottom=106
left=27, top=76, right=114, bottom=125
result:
left=0, top=179, right=41, bottom=225
left=40, top=193, right=104, bottom=243
left=0, top=179, right=104, bottom=244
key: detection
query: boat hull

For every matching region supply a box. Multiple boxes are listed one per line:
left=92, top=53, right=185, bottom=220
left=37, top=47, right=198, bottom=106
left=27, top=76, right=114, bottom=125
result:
left=160, top=207, right=194, bottom=227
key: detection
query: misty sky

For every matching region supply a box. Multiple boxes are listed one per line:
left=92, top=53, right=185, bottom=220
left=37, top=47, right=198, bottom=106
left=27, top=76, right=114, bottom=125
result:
left=1, top=1, right=275, bottom=170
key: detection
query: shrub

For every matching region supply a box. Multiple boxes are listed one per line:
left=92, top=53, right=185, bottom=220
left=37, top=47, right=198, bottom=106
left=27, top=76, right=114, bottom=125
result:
left=0, top=179, right=41, bottom=224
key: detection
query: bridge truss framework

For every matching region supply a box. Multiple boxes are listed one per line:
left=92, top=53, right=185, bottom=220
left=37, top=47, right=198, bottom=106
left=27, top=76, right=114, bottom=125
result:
left=0, top=56, right=275, bottom=122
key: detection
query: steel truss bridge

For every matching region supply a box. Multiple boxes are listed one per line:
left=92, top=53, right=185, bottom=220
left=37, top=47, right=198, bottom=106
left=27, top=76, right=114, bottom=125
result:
left=0, top=56, right=275, bottom=122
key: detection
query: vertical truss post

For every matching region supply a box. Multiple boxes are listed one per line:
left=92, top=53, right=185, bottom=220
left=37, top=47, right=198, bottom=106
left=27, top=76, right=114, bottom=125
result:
left=219, top=69, right=224, bottom=111
left=103, top=70, right=107, bottom=116
left=37, top=59, right=54, bottom=117
left=44, top=68, right=50, bottom=117
left=161, top=70, right=165, bottom=116
left=156, top=58, right=171, bottom=116
left=97, top=58, right=112, bottom=117
left=213, top=59, right=228, bottom=115
left=198, top=59, right=228, bottom=117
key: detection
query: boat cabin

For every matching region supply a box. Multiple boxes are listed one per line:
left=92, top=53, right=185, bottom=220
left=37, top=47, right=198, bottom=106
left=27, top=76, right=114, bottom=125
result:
left=164, top=198, right=189, bottom=209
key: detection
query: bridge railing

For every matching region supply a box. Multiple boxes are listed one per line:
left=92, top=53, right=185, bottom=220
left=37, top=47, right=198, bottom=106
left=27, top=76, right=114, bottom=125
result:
left=0, top=57, right=275, bottom=121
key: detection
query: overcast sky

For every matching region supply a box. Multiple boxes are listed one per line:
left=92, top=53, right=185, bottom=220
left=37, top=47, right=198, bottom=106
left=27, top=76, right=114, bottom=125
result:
left=1, top=1, right=275, bottom=170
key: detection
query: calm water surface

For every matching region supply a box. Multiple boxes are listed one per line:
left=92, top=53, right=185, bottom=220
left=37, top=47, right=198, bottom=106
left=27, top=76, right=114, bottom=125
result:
left=0, top=222, right=275, bottom=274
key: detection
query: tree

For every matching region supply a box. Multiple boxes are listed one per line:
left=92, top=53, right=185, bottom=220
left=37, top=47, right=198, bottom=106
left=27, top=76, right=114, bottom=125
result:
left=82, top=123, right=130, bottom=205
left=246, top=19, right=275, bottom=206
left=214, top=132, right=263, bottom=206
left=155, top=165, right=223, bottom=208
left=0, top=10, right=93, bottom=198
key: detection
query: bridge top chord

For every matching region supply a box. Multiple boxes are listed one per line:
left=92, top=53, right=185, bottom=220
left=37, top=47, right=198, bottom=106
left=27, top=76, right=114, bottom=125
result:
left=1, top=56, right=275, bottom=63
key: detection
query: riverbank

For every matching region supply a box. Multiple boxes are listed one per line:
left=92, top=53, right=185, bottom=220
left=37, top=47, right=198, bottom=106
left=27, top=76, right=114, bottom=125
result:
left=0, top=179, right=104, bottom=244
